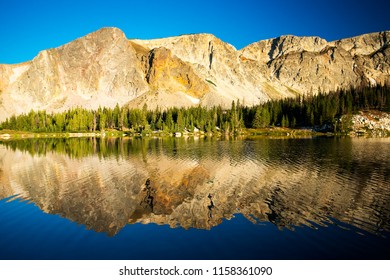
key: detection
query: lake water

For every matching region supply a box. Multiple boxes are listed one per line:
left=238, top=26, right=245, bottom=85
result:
left=0, top=136, right=389, bottom=260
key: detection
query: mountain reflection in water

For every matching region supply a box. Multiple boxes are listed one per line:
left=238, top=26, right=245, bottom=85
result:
left=0, top=137, right=389, bottom=237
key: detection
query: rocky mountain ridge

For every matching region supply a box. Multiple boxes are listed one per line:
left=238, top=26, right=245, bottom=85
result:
left=0, top=27, right=389, bottom=121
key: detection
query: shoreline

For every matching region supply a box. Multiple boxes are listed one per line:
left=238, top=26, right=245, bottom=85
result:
left=1, top=126, right=387, bottom=140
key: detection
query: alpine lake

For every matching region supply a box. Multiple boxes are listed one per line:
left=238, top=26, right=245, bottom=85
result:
left=0, top=135, right=389, bottom=260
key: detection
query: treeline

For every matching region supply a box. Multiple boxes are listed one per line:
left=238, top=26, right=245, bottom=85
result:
left=1, top=85, right=389, bottom=134
left=248, top=84, right=390, bottom=132
left=0, top=101, right=246, bottom=134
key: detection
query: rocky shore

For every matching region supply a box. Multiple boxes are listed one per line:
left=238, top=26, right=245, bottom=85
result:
left=341, top=111, right=390, bottom=136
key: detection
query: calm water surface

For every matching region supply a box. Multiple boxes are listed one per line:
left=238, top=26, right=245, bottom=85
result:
left=0, top=136, right=389, bottom=259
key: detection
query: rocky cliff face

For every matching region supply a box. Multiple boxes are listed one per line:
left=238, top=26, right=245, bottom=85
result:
left=240, top=32, right=390, bottom=94
left=0, top=28, right=389, bottom=121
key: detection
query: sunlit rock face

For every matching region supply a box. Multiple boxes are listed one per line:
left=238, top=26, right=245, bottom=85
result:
left=0, top=28, right=389, bottom=121
left=240, top=32, right=390, bottom=95
left=0, top=138, right=389, bottom=236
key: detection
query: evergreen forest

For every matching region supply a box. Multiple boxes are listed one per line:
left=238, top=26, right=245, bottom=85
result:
left=1, top=85, right=389, bottom=134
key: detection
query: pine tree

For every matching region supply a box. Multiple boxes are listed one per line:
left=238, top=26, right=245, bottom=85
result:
left=156, top=116, right=163, bottom=131
left=176, top=110, right=184, bottom=132
left=165, top=111, right=174, bottom=132
left=113, top=104, right=120, bottom=128
left=252, top=107, right=262, bottom=128
left=99, top=110, right=106, bottom=132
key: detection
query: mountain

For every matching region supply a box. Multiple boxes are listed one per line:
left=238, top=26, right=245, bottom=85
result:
left=0, top=27, right=389, bottom=122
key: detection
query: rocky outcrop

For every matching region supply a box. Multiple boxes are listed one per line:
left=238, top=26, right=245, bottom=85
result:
left=341, top=110, right=390, bottom=136
left=145, top=47, right=209, bottom=98
left=0, top=28, right=389, bottom=121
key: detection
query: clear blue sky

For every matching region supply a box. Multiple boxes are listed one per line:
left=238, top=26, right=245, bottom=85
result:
left=1, top=0, right=389, bottom=64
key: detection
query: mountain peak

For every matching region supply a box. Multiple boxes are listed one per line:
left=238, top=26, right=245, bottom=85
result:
left=88, top=26, right=126, bottom=37
left=0, top=29, right=389, bottom=121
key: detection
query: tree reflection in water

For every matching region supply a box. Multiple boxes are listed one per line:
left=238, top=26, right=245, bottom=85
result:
left=0, top=136, right=389, bottom=237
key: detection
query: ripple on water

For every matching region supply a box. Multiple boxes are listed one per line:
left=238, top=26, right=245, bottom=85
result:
left=0, top=137, right=389, bottom=240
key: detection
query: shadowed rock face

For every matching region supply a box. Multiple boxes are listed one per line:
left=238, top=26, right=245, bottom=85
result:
left=0, top=28, right=389, bottom=121
left=0, top=137, right=389, bottom=236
